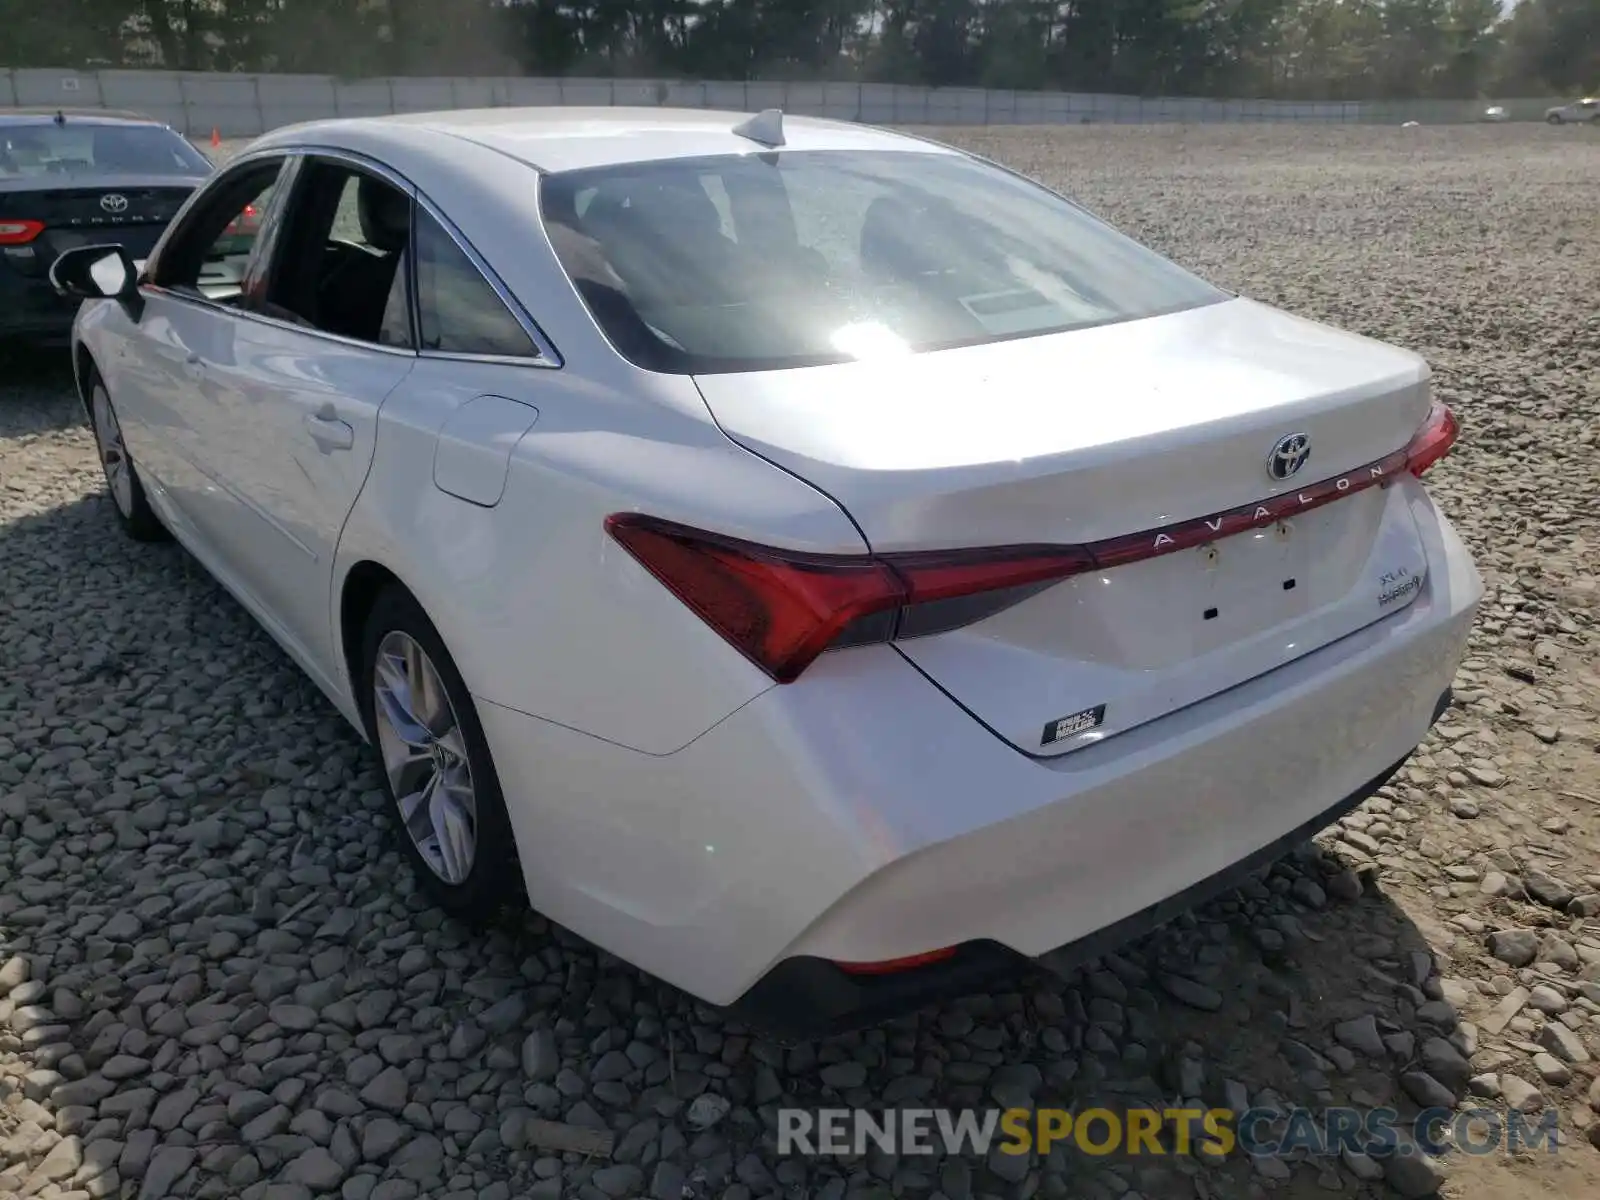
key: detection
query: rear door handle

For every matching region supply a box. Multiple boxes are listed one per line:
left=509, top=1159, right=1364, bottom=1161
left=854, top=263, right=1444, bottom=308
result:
left=183, top=352, right=203, bottom=376
left=304, top=411, right=355, bottom=452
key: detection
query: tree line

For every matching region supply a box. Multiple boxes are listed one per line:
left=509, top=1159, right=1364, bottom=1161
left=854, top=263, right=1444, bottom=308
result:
left=4, top=0, right=1596, bottom=100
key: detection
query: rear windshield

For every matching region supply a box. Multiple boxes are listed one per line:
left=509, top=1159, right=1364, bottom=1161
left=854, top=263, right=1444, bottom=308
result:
left=0, top=123, right=211, bottom=179
left=539, top=149, right=1225, bottom=374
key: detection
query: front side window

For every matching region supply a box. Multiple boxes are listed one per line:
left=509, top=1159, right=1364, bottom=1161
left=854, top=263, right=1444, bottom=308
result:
left=152, top=158, right=282, bottom=305
left=539, top=149, right=1225, bottom=374
left=415, top=207, right=537, bottom=358
left=0, top=122, right=211, bottom=179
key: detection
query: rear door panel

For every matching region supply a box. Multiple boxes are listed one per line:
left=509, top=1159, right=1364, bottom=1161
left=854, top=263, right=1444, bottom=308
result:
left=191, top=317, right=415, bottom=667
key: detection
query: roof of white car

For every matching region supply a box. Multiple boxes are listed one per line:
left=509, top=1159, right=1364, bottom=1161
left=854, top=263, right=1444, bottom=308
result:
left=259, top=106, right=958, bottom=174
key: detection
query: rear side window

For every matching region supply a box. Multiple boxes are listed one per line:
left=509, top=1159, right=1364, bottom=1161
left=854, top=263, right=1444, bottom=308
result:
left=0, top=122, right=210, bottom=178
left=538, top=149, right=1225, bottom=374
left=415, top=208, right=537, bottom=358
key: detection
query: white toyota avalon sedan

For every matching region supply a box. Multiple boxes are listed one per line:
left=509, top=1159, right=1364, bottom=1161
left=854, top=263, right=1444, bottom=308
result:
left=54, top=107, right=1482, bottom=1035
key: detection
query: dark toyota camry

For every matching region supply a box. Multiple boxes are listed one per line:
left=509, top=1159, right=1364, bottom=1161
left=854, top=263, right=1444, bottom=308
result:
left=1, top=108, right=212, bottom=344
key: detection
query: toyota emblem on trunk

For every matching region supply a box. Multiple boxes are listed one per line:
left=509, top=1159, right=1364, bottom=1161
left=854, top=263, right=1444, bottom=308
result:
left=100, top=193, right=129, bottom=213
left=1266, top=432, right=1311, bottom=480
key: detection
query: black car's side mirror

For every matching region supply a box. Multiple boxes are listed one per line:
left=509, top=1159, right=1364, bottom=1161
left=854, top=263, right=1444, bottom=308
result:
left=50, top=244, right=144, bottom=318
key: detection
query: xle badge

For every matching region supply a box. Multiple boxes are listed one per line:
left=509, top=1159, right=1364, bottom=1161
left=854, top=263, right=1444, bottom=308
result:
left=1041, top=704, right=1107, bottom=746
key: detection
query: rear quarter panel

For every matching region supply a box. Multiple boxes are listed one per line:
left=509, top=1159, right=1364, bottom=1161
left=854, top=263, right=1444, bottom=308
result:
left=332, top=356, right=870, bottom=756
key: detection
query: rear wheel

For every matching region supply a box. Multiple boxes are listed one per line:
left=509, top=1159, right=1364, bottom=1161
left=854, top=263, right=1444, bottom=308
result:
left=86, top=367, right=168, bottom=542
left=359, top=586, right=524, bottom=921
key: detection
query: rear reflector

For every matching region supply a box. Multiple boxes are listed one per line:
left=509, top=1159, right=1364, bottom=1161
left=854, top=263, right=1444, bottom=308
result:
left=607, top=401, right=1458, bottom=683
left=834, top=947, right=959, bottom=975
left=0, top=220, right=45, bottom=246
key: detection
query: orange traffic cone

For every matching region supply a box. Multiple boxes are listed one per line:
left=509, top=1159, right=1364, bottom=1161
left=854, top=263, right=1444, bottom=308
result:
left=211, top=127, right=221, bottom=148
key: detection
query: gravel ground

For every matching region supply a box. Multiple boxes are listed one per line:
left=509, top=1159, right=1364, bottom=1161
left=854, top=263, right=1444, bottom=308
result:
left=1, top=124, right=1598, bottom=1200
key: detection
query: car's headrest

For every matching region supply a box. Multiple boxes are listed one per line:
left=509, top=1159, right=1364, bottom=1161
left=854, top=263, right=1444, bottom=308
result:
left=358, top=176, right=411, bottom=253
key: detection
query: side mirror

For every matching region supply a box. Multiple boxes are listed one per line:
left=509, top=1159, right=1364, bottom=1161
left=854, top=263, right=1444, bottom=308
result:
left=50, top=244, right=143, bottom=309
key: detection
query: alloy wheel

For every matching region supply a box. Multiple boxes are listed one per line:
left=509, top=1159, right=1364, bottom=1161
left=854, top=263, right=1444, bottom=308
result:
left=371, top=629, right=479, bottom=885
left=92, top=384, right=134, bottom=518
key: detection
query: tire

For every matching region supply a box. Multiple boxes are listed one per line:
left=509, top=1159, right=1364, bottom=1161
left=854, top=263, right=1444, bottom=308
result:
left=84, top=364, right=169, bottom=542
left=1547, top=114, right=1563, bottom=124
left=358, top=585, right=524, bottom=922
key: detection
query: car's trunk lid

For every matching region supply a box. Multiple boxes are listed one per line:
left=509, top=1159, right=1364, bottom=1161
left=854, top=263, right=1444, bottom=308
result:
left=694, top=297, right=1437, bottom=755
left=0, top=174, right=199, bottom=275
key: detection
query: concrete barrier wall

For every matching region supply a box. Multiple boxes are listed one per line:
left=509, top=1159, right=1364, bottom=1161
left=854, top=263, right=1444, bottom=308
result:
left=0, top=68, right=1565, bottom=135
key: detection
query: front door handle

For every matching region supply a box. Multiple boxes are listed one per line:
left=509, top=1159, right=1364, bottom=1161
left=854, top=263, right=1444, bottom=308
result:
left=304, top=411, right=355, bottom=452
left=183, top=352, right=203, bottom=376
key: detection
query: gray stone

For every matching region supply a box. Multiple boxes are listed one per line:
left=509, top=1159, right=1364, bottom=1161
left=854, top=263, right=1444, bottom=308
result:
left=1156, top=974, right=1223, bottom=1012
left=228, top=1089, right=275, bottom=1126
left=479, top=995, right=526, bottom=1035
left=251, top=965, right=300, bottom=1002
left=820, top=1061, right=867, bottom=1089
left=592, top=1165, right=645, bottom=1198
left=592, top=1050, right=633, bottom=1083
left=1532, top=1053, right=1571, bottom=1085
left=1527, top=985, right=1567, bottom=1015
left=392, top=1134, right=445, bottom=1184
left=285, top=1147, right=346, bottom=1190
left=1332, top=1015, right=1386, bottom=1058
left=650, top=1161, right=687, bottom=1200
left=1382, top=1142, right=1446, bottom=1198
left=362, top=1117, right=407, bottom=1162
left=1538, top=1022, right=1590, bottom=1064
left=521, top=1029, right=558, bottom=1081
left=138, top=1146, right=196, bottom=1199
left=1415, top=1000, right=1458, bottom=1030
left=1487, top=929, right=1539, bottom=967
left=1537, top=934, right=1580, bottom=971
left=1523, top=869, right=1574, bottom=911
left=149, top=1087, right=200, bottom=1131
left=686, top=1093, right=730, bottom=1129
left=1500, top=1076, right=1544, bottom=1113
left=360, top=1066, right=409, bottom=1113
left=1399, top=1071, right=1456, bottom=1109
left=987, top=1142, right=1030, bottom=1184
left=1419, top=1038, right=1472, bottom=1092
left=269, top=1004, right=319, bottom=1032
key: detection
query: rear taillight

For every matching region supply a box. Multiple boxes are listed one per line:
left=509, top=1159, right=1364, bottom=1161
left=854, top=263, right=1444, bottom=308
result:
left=609, top=404, right=1462, bottom=683
left=605, top=514, right=1091, bottom=683
left=0, top=220, right=44, bottom=245
left=1404, top=401, right=1458, bottom=476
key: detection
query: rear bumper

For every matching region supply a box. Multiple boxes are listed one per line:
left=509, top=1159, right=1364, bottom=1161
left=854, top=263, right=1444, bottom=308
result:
left=730, top=693, right=1448, bottom=1038
left=477, top=490, right=1482, bottom=1022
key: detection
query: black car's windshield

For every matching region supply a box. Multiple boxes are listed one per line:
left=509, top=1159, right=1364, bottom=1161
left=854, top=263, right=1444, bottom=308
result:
left=0, top=122, right=210, bottom=178
left=539, top=149, right=1225, bottom=374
